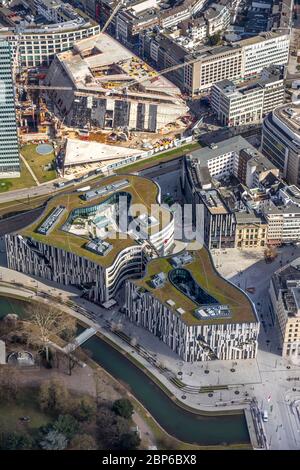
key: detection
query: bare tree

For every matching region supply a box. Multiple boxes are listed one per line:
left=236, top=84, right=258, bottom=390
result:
left=65, top=346, right=87, bottom=376
left=25, top=303, right=76, bottom=363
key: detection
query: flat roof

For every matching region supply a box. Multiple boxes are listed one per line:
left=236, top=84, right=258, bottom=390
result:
left=19, top=174, right=172, bottom=268
left=235, top=211, right=266, bottom=224
left=134, top=245, right=257, bottom=325
left=274, top=104, right=300, bottom=139
left=199, top=189, right=229, bottom=214
left=238, top=30, right=288, bottom=47
left=64, top=138, right=144, bottom=167
left=188, top=135, right=255, bottom=163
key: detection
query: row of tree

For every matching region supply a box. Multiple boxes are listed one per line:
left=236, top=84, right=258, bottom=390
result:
left=0, top=376, right=140, bottom=450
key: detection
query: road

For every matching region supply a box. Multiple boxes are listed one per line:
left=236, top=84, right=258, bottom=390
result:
left=0, top=180, right=56, bottom=205
left=0, top=207, right=44, bottom=236
left=287, top=27, right=300, bottom=79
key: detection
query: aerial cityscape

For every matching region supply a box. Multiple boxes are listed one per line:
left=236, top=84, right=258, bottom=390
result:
left=0, top=0, right=300, bottom=456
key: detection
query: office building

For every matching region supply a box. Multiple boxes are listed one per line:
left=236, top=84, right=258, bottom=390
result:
left=261, top=104, right=300, bottom=186
left=264, top=204, right=300, bottom=246
left=125, top=247, right=260, bottom=362
left=0, top=39, right=20, bottom=177
left=239, top=32, right=290, bottom=79
left=141, top=30, right=289, bottom=95
left=269, top=258, right=300, bottom=361
left=182, top=136, right=279, bottom=249
left=211, top=68, right=284, bottom=127
left=0, top=1, right=100, bottom=67
left=5, top=175, right=174, bottom=303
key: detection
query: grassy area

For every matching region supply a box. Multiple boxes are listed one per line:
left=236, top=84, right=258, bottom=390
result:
left=21, top=143, right=56, bottom=184
left=0, top=389, right=52, bottom=436
left=0, top=161, right=36, bottom=193
left=135, top=247, right=256, bottom=325
left=117, top=141, right=201, bottom=174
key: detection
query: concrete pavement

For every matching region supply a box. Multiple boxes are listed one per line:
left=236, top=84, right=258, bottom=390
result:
left=214, top=246, right=300, bottom=450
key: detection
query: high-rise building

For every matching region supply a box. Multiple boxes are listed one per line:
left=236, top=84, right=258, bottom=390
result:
left=0, top=39, right=20, bottom=178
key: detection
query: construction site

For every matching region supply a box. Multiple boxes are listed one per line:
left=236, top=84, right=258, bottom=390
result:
left=43, top=33, right=189, bottom=134
left=3, top=1, right=200, bottom=186
left=12, top=31, right=193, bottom=180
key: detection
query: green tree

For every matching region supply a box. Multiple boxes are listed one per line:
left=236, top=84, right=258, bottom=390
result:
left=0, top=432, right=33, bottom=450
left=96, top=405, right=131, bottom=449
left=207, top=32, right=222, bottom=46
left=38, top=378, right=69, bottom=414
left=72, top=395, right=96, bottom=422
left=112, top=398, right=134, bottom=419
left=40, top=430, right=68, bottom=450
left=53, top=414, right=79, bottom=440
left=119, top=432, right=141, bottom=450
left=69, top=434, right=97, bottom=450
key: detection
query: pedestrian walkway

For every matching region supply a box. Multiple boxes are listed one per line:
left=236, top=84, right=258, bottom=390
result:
left=19, top=153, right=40, bottom=186
left=63, top=327, right=97, bottom=354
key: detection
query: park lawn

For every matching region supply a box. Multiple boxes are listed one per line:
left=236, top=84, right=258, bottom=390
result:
left=0, top=161, right=36, bottom=192
left=21, top=143, right=57, bottom=183
left=0, top=389, right=53, bottom=435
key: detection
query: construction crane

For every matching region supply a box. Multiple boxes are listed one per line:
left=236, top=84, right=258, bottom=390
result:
left=16, top=85, right=74, bottom=91
left=115, top=58, right=197, bottom=93
left=101, top=0, right=125, bottom=34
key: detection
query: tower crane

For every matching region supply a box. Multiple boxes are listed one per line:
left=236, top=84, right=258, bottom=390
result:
left=15, top=56, right=196, bottom=95
left=101, top=0, right=126, bottom=34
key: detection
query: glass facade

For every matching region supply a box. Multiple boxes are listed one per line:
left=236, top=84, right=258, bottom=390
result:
left=169, top=268, right=218, bottom=305
left=0, top=40, right=20, bottom=176
left=62, top=192, right=132, bottom=233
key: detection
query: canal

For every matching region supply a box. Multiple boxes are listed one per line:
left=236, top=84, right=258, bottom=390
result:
left=0, top=297, right=250, bottom=447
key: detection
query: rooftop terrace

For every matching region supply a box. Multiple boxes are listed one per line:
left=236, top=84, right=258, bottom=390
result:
left=19, top=174, right=172, bottom=268
left=134, top=246, right=257, bottom=325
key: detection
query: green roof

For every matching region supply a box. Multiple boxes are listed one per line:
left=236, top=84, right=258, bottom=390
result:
left=20, top=174, right=172, bottom=268
left=134, top=246, right=257, bottom=326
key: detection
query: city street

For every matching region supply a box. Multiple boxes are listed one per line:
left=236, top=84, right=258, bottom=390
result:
left=215, top=246, right=300, bottom=450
